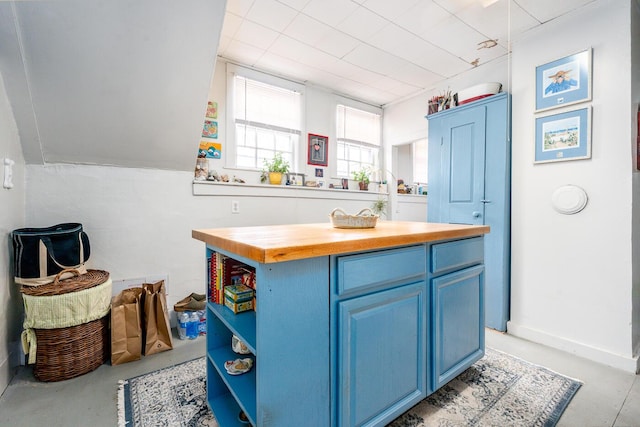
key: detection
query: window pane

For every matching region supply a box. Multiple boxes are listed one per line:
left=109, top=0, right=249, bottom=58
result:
left=413, top=139, right=428, bottom=183
left=233, top=75, right=301, bottom=169
left=336, top=105, right=381, bottom=178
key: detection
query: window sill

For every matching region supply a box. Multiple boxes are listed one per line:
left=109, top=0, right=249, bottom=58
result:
left=192, top=180, right=388, bottom=201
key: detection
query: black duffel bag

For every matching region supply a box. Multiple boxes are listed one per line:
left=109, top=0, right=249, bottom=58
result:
left=11, top=223, right=90, bottom=286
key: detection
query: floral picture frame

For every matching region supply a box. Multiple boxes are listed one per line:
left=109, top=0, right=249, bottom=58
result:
left=535, top=48, right=592, bottom=112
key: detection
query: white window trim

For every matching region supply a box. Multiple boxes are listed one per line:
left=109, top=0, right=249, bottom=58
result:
left=225, top=63, right=306, bottom=171
left=334, top=98, right=383, bottom=179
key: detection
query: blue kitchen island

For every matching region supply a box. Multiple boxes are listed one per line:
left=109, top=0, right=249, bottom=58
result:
left=193, top=220, right=489, bottom=427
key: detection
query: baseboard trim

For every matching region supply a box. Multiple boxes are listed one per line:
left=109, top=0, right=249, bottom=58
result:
left=506, top=321, right=639, bottom=374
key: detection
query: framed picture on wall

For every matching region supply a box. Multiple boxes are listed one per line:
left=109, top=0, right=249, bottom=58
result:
left=534, top=106, right=591, bottom=164
left=308, top=134, right=328, bottom=166
left=535, top=48, right=592, bottom=112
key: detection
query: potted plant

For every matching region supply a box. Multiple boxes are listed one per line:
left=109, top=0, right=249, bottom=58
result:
left=371, top=197, right=387, bottom=218
left=352, top=167, right=371, bottom=191
left=263, top=152, right=290, bottom=185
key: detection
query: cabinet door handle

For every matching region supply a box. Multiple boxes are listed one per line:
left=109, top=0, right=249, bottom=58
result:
left=472, top=211, right=481, bottom=218
left=480, top=199, right=492, bottom=204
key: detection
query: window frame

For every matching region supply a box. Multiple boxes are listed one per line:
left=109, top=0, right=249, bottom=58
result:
left=226, top=64, right=305, bottom=172
left=335, top=102, right=382, bottom=179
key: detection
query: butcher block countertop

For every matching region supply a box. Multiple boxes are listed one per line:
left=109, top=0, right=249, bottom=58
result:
left=192, top=221, right=489, bottom=264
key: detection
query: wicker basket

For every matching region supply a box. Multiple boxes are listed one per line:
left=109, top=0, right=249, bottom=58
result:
left=330, top=208, right=378, bottom=229
left=21, top=269, right=111, bottom=382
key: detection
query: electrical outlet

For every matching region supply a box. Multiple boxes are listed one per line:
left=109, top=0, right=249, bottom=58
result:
left=231, top=200, right=240, bottom=214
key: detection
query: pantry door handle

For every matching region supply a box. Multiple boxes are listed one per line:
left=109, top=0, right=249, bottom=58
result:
left=472, top=211, right=481, bottom=218
left=480, top=199, right=492, bottom=204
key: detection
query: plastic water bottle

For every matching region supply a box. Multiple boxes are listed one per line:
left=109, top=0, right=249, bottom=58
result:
left=187, top=312, right=199, bottom=340
left=177, top=312, right=189, bottom=340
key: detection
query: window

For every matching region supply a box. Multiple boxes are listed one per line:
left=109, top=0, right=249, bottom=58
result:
left=233, top=75, right=302, bottom=170
left=336, top=105, right=381, bottom=178
left=412, top=139, right=428, bottom=184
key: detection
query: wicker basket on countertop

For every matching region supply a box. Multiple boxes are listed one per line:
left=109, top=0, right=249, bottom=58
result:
left=21, top=269, right=111, bottom=382
left=330, top=208, right=378, bottom=229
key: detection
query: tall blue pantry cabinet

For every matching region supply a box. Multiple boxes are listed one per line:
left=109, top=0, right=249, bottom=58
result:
left=426, top=92, right=511, bottom=331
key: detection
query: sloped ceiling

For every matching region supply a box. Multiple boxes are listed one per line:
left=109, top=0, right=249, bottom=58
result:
left=0, top=0, right=227, bottom=171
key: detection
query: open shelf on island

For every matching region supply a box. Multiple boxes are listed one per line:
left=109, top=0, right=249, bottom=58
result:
left=208, top=302, right=256, bottom=354
left=208, top=350, right=257, bottom=425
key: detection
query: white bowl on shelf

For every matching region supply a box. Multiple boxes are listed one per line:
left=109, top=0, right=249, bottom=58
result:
left=456, top=82, right=502, bottom=105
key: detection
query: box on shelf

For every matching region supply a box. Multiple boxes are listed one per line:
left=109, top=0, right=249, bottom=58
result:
left=224, top=297, right=254, bottom=314
left=224, top=284, right=255, bottom=302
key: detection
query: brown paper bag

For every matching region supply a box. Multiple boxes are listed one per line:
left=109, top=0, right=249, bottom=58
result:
left=110, top=287, right=144, bottom=365
left=142, top=280, right=173, bottom=355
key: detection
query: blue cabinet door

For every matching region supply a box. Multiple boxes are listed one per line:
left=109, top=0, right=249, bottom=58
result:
left=338, top=281, right=427, bottom=427
left=428, top=106, right=486, bottom=225
left=430, top=265, right=485, bottom=393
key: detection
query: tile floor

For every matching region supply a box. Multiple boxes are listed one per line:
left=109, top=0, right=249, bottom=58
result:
left=0, top=329, right=638, bottom=426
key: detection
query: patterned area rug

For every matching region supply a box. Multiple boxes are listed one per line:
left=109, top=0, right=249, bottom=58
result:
left=118, top=348, right=581, bottom=426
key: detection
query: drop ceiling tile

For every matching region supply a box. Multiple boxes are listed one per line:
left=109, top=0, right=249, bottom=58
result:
left=419, top=14, right=488, bottom=60
left=255, top=52, right=315, bottom=81
left=297, top=46, right=340, bottom=68
left=268, top=34, right=311, bottom=61
left=223, top=39, right=266, bottom=66
left=221, top=11, right=243, bottom=39
left=275, top=0, right=311, bottom=12
left=515, top=0, right=594, bottom=23
left=387, top=61, right=443, bottom=88
left=394, top=1, right=451, bottom=36
left=247, top=0, right=298, bottom=32
left=366, top=23, right=416, bottom=53
left=327, top=59, right=385, bottom=84
left=343, top=44, right=404, bottom=77
left=234, top=20, right=280, bottom=50
left=360, top=0, right=421, bottom=21
left=217, top=35, right=233, bottom=55
left=337, top=6, right=390, bottom=41
left=432, top=0, right=477, bottom=14
left=393, top=37, right=469, bottom=77
left=507, top=2, right=543, bottom=40
left=315, top=30, right=360, bottom=58
left=282, top=13, right=333, bottom=46
left=226, top=0, right=256, bottom=17
left=302, top=0, right=359, bottom=27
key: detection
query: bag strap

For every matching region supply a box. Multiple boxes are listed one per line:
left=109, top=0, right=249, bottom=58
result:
left=39, top=233, right=88, bottom=276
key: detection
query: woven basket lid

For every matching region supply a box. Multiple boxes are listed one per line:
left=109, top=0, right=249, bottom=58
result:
left=21, top=269, right=110, bottom=297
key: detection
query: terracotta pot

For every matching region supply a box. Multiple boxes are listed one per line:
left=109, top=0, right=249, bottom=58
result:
left=268, top=172, right=283, bottom=185
left=358, top=182, right=369, bottom=191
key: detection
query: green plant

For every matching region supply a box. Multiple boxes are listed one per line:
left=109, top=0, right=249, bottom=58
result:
left=371, top=197, right=387, bottom=217
left=263, top=152, right=290, bottom=173
left=351, top=167, right=370, bottom=184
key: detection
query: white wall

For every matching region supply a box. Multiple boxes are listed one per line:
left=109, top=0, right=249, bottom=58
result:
left=510, top=0, right=637, bottom=371
left=24, top=164, right=385, bottom=315
left=0, top=72, right=25, bottom=394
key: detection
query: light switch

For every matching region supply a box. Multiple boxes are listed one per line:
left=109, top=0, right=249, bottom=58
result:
left=3, top=158, right=15, bottom=189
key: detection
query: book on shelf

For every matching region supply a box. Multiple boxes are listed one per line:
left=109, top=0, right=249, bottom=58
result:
left=208, top=252, right=256, bottom=306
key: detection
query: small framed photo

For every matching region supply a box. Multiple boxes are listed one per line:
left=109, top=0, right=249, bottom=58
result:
left=308, top=134, right=328, bottom=166
left=286, top=173, right=305, bottom=186
left=315, top=168, right=324, bottom=177
left=535, top=48, right=592, bottom=112
left=534, top=106, right=591, bottom=164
